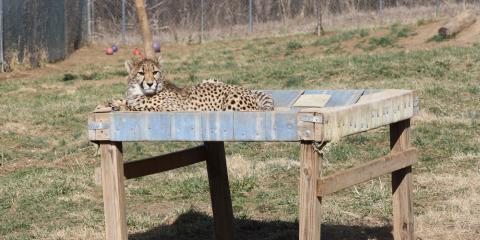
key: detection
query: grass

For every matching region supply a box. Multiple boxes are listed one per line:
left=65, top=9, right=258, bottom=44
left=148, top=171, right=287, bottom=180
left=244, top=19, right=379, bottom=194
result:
left=428, top=34, right=454, bottom=42
left=0, top=23, right=479, bottom=239
left=285, top=40, right=304, bottom=56
left=312, top=29, right=369, bottom=47
left=357, top=23, right=415, bottom=51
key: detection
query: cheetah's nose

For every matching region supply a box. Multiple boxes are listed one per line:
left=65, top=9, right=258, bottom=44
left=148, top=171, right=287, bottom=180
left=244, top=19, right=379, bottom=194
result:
left=146, top=82, right=154, bottom=87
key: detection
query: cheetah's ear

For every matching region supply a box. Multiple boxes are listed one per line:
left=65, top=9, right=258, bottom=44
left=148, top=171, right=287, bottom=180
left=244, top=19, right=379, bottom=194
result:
left=125, top=60, right=133, bottom=73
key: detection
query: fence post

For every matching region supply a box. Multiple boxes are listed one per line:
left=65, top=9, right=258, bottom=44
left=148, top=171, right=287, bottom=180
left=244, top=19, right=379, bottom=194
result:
left=121, top=0, right=126, bottom=44
left=248, top=0, right=253, bottom=33
left=314, top=0, right=324, bottom=36
left=200, top=0, right=204, bottom=43
left=87, top=0, right=91, bottom=43
left=435, top=0, right=440, bottom=17
left=379, top=0, right=384, bottom=23
left=0, top=0, right=4, bottom=72
left=91, top=0, right=95, bottom=42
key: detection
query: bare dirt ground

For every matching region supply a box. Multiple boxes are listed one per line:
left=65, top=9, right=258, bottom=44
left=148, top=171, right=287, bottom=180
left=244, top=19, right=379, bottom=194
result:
left=400, top=19, right=480, bottom=49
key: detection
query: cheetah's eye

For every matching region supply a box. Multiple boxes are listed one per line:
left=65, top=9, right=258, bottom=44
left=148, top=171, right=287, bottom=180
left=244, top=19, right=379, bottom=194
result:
left=153, top=71, right=159, bottom=75
left=138, top=72, right=144, bottom=76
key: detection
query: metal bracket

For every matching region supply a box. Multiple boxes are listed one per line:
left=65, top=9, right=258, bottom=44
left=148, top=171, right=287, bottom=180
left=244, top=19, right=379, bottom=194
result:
left=299, top=115, right=323, bottom=123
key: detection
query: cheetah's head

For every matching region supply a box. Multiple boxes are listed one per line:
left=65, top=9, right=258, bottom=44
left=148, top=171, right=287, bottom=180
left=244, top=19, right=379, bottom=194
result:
left=125, top=56, right=164, bottom=97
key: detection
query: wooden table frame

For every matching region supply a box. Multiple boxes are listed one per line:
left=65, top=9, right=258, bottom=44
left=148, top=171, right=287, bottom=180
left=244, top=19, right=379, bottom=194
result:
left=89, top=89, right=418, bottom=240
left=98, top=141, right=235, bottom=240
left=299, top=119, right=416, bottom=240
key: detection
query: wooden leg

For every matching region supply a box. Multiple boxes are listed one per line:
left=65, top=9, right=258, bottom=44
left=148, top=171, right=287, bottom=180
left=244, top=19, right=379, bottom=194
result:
left=204, top=142, right=234, bottom=240
left=100, top=142, right=128, bottom=240
left=390, top=119, right=414, bottom=240
left=299, top=141, right=322, bottom=240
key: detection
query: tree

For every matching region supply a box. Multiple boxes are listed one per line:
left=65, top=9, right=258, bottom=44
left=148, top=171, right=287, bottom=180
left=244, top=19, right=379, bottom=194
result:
left=314, top=0, right=324, bottom=35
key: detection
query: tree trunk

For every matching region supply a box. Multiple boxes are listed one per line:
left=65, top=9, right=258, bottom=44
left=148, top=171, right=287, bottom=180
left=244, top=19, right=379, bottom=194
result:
left=314, top=0, right=324, bottom=36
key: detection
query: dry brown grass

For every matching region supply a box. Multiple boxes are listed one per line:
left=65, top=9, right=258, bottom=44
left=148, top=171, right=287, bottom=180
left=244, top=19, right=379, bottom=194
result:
left=416, top=171, right=480, bottom=239
left=93, top=3, right=480, bottom=45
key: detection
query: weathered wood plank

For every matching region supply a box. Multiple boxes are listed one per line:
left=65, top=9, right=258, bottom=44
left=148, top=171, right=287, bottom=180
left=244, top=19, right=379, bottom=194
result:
left=100, top=142, right=127, bottom=240
left=297, top=113, right=317, bottom=141
left=438, top=10, right=477, bottom=37
left=317, top=148, right=417, bottom=197
left=362, top=89, right=383, bottom=95
left=303, top=90, right=416, bottom=141
left=123, top=145, right=207, bottom=179
left=299, top=141, right=323, bottom=240
left=293, top=94, right=331, bottom=107
left=357, top=89, right=400, bottom=104
left=88, top=114, right=96, bottom=140
left=391, top=119, right=415, bottom=240
left=88, top=113, right=111, bottom=141
left=204, top=142, right=234, bottom=240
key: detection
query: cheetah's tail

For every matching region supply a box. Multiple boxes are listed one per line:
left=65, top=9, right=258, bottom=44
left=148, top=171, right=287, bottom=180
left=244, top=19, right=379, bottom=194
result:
left=255, top=91, right=274, bottom=111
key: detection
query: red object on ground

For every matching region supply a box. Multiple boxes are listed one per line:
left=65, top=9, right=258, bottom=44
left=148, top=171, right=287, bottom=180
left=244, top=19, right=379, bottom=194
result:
left=132, top=48, right=141, bottom=56
left=106, top=47, right=114, bottom=55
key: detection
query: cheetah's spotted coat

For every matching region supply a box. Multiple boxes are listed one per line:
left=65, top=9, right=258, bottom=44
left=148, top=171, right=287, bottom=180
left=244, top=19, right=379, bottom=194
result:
left=110, top=57, right=274, bottom=112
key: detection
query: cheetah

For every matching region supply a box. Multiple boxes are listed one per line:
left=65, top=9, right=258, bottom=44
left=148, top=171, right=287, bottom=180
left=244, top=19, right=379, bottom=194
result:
left=108, top=57, right=274, bottom=112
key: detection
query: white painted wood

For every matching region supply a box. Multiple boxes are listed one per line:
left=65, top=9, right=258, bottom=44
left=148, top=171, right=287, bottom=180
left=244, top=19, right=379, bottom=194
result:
left=293, top=94, right=331, bottom=107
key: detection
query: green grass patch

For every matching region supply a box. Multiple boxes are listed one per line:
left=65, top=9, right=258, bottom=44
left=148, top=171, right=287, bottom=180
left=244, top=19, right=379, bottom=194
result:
left=312, top=29, right=369, bottom=47
left=428, top=34, right=454, bottom=42
left=359, top=23, right=415, bottom=50
left=285, top=40, right=303, bottom=56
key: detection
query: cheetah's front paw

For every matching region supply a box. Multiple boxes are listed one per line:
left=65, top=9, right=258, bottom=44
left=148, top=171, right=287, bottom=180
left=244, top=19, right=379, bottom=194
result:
left=108, top=99, right=129, bottom=111
left=94, top=99, right=129, bottom=112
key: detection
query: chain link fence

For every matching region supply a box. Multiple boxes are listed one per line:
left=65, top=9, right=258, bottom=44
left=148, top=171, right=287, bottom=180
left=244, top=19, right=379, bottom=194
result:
left=90, top=0, right=480, bottom=44
left=1, top=0, right=89, bottom=70
left=1, top=0, right=478, bottom=69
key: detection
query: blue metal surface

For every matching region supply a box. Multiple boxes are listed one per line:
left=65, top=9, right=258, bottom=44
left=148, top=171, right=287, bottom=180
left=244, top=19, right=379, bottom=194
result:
left=171, top=112, right=202, bottom=141
left=265, top=111, right=297, bottom=141
left=263, top=90, right=303, bottom=108
left=112, top=113, right=148, bottom=140
left=202, top=112, right=234, bottom=141
left=145, top=113, right=172, bottom=140
left=233, top=112, right=266, bottom=141
left=110, top=110, right=300, bottom=142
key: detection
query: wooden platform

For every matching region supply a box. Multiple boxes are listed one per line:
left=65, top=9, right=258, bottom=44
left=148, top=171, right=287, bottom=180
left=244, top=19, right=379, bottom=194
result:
left=88, top=89, right=419, bottom=142
left=88, top=89, right=419, bottom=240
